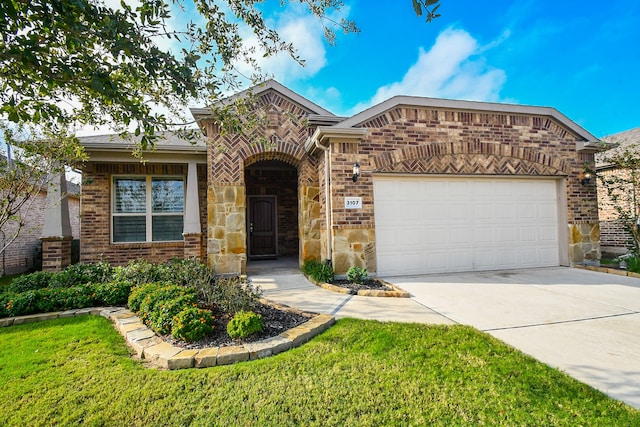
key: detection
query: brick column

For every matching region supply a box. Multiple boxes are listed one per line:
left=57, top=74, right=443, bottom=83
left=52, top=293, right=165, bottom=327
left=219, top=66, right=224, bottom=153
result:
left=182, top=161, right=203, bottom=260
left=41, top=172, right=73, bottom=272
left=183, top=232, right=203, bottom=259
left=41, top=236, right=73, bottom=272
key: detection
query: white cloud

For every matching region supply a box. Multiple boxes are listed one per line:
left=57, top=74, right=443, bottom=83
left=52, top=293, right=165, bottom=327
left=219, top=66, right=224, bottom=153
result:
left=234, top=5, right=346, bottom=83
left=351, top=28, right=507, bottom=114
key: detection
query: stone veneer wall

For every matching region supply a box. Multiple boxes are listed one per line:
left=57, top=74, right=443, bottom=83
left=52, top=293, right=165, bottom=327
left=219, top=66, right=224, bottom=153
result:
left=299, top=185, right=321, bottom=263
left=325, top=106, right=599, bottom=272
left=80, top=162, right=207, bottom=266
left=205, top=90, right=321, bottom=274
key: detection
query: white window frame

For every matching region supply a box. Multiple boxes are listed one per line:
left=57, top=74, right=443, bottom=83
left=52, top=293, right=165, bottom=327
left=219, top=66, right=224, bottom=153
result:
left=111, top=175, right=185, bottom=243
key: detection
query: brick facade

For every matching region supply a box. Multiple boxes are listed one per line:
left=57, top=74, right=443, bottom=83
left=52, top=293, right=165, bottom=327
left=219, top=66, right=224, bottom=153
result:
left=78, top=81, right=600, bottom=276
left=2, top=190, right=79, bottom=276
left=597, top=167, right=633, bottom=255
left=80, top=162, right=207, bottom=266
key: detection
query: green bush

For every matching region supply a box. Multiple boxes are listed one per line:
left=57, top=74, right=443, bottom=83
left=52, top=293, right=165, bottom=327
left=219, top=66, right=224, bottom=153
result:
left=113, top=259, right=168, bottom=287
left=212, top=276, right=261, bottom=314
left=171, top=307, right=215, bottom=342
left=127, top=283, right=165, bottom=313
left=227, top=310, right=263, bottom=339
left=137, top=284, right=196, bottom=326
left=3, top=284, right=102, bottom=317
left=50, top=262, right=115, bottom=287
left=346, top=266, right=369, bottom=285
left=149, top=294, right=198, bottom=335
left=626, top=256, right=640, bottom=273
left=7, top=271, right=54, bottom=293
left=94, top=281, right=133, bottom=306
left=302, top=260, right=334, bottom=284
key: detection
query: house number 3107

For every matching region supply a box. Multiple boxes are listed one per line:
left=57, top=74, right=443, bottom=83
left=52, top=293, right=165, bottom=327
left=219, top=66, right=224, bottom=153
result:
left=345, top=197, right=362, bottom=209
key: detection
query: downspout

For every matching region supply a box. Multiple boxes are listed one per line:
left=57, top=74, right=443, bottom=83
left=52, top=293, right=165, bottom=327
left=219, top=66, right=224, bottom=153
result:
left=314, top=139, right=332, bottom=264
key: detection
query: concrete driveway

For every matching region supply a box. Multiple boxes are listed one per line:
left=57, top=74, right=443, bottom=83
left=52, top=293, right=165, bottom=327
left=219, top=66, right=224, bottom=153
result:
left=386, top=267, right=640, bottom=409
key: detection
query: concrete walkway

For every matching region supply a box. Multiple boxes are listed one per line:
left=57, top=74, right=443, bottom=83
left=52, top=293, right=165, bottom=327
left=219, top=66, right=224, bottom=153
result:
left=248, top=259, right=640, bottom=409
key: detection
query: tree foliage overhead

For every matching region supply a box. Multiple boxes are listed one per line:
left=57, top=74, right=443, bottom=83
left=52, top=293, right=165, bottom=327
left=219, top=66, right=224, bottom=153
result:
left=1, top=0, right=358, bottom=147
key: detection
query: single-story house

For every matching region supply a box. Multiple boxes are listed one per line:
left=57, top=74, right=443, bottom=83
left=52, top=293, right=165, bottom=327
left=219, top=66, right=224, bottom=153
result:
left=42, top=80, right=602, bottom=276
left=596, top=127, right=640, bottom=256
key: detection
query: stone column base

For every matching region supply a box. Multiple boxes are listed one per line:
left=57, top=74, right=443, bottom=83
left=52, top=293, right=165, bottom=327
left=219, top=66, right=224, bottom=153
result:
left=183, top=233, right=203, bottom=260
left=41, top=236, right=73, bottom=272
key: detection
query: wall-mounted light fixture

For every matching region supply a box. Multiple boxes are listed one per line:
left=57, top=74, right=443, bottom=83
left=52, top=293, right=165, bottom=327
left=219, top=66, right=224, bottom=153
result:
left=579, top=171, right=593, bottom=185
left=352, top=163, right=360, bottom=182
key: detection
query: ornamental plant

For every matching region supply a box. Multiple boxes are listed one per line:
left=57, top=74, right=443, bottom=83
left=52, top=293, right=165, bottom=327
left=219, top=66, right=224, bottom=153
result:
left=171, top=307, right=215, bottom=343
left=227, top=310, right=263, bottom=339
left=346, top=266, right=369, bottom=285
left=302, top=260, right=334, bottom=284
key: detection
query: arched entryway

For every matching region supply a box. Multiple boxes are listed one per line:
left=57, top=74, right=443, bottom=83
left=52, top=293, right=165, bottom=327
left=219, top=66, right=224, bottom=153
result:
left=244, top=160, right=299, bottom=260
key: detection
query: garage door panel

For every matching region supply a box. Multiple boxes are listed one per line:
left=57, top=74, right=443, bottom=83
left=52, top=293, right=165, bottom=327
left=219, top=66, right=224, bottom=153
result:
left=374, top=176, right=561, bottom=276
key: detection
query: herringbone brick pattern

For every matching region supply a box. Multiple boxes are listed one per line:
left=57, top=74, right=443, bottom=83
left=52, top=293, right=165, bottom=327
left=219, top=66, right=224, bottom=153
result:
left=377, top=154, right=563, bottom=175
left=209, top=90, right=313, bottom=184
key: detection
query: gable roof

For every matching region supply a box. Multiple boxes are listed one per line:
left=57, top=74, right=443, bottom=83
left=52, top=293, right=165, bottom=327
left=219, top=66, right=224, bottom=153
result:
left=596, top=126, right=640, bottom=168
left=190, top=79, right=335, bottom=124
left=333, top=95, right=600, bottom=149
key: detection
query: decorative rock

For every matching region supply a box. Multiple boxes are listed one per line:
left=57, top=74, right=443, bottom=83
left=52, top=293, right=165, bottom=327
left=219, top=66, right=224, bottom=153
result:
left=217, top=345, right=249, bottom=365
left=280, top=325, right=314, bottom=347
left=0, top=318, right=14, bottom=327
left=119, top=321, right=147, bottom=334
left=244, top=341, right=274, bottom=360
left=126, top=328, right=156, bottom=343
left=166, top=349, right=199, bottom=370
left=129, top=336, right=163, bottom=358
left=257, top=336, right=292, bottom=356
left=143, top=341, right=183, bottom=365
left=194, top=348, right=219, bottom=368
left=59, top=309, right=79, bottom=318
left=13, top=312, right=60, bottom=325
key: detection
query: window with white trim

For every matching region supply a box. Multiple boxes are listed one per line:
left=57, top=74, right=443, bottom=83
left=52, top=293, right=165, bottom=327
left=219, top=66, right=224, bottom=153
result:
left=112, top=176, right=185, bottom=243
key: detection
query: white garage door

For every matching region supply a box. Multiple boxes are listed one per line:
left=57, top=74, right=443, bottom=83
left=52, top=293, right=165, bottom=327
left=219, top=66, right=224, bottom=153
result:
left=374, top=176, right=560, bottom=276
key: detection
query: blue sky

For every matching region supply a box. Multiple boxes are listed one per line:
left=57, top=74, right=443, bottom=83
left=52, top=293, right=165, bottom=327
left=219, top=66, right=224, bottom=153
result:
left=246, top=0, right=640, bottom=138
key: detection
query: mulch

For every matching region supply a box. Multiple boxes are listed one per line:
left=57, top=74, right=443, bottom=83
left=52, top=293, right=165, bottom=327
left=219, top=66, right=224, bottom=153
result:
left=165, top=301, right=313, bottom=350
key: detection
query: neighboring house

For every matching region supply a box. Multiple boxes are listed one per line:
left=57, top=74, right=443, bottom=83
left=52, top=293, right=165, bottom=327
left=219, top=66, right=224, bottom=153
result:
left=596, top=127, right=640, bottom=256
left=1, top=179, right=80, bottom=275
left=63, top=80, right=601, bottom=276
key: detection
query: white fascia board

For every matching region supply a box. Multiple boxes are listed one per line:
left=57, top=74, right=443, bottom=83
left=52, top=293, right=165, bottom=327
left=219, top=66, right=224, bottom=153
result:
left=305, top=126, right=368, bottom=154
left=336, top=96, right=600, bottom=144
left=190, top=79, right=336, bottom=121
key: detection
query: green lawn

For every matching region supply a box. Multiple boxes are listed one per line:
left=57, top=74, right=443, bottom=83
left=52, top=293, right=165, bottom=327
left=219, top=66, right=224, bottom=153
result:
left=0, top=316, right=637, bottom=426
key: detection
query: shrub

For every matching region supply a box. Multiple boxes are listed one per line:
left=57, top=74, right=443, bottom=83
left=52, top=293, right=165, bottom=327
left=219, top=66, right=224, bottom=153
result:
left=302, top=260, right=334, bottom=284
left=626, top=256, right=640, bottom=273
left=114, top=259, right=167, bottom=287
left=346, top=266, right=369, bottom=285
left=7, top=271, right=54, bottom=294
left=212, top=276, right=261, bottom=314
left=50, top=262, right=115, bottom=287
left=94, top=281, right=133, bottom=306
left=149, top=294, right=198, bottom=335
left=137, top=284, right=196, bottom=326
left=128, top=283, right=165, bottom=313
left=171, top=307, right=215, bottom=342
left=227, top=310, right=263, bottom=339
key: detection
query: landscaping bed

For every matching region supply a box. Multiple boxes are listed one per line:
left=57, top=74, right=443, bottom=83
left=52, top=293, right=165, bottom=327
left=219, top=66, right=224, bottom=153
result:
left=0, top=259, right=316, bottom=347
left=302, top=260, right=410, bottom=297
left=166, top=300, right=312, bottom=349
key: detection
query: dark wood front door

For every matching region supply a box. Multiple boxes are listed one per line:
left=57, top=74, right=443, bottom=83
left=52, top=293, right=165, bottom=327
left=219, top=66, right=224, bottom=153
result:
left=248, top=196, right=277, bottom=259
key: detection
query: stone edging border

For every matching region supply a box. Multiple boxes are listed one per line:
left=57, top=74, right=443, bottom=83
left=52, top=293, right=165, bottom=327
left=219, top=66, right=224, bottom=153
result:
left=574, top=264, right=640, bottom=278
left=304, top=274, right=410, bottom=298
left=0, top=307, right=335, bottom=370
